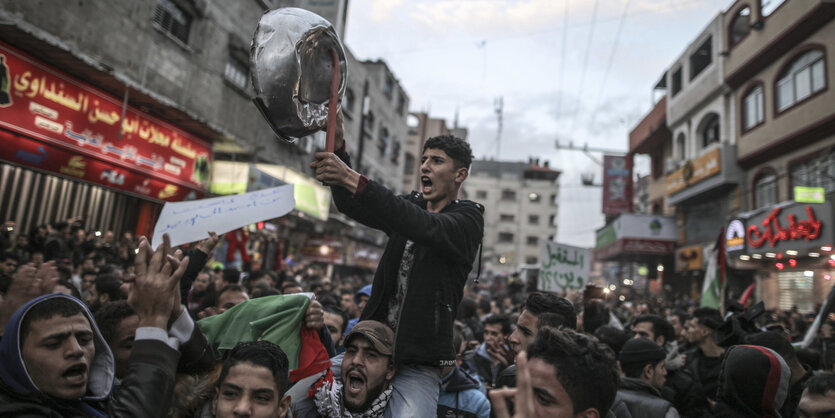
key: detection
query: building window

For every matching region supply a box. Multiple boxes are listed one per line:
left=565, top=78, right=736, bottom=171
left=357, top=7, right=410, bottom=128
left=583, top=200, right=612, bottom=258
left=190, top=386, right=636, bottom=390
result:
left=689, top=36, right=712, bottom=81
left=528, top=215, right=540, bottom=225
left=550, top=193, right=557, bottom=205
left=776, top=49, right=826, bottom=113
left=671, top=67, right=682, bottom=96
left=390, top=141, right=400, bottom=164
left=742, top=84, right=764, bottom=131
left=152, top=0, right=192, bottom=44
left=791, top=149, right=835, bottom=194
left=754, top=172, right=778, bottom=209
left=224, top=53, right=248, bottom=90
left=378, top=127, right=389, bottom=156
left=498, top=232, right=514, bottom=243
left=525, top=256, right=538, bottom=265
left=526, top=236, right=539, bottom=246
left=501, top=189, right=517, bottom=201
left=476, top=190, right=487, bottom=199
left=384, top=75, right=394, bottom=100
left=500, top=214, right=515, bottom=222
left=729, top=7, right=750, bottom=47
left=761, top=0, right=786, bottom=17
left=343, top=88, right=355, bottom=114
left=365, top=111, right=375, bottom=131
left=404, top=153, right=415, bottom=175
left=549, top=214, right=556, bottom=226
left=397, top=95, right=406, bottom=116
left=700, top=113, right=720, bottom=148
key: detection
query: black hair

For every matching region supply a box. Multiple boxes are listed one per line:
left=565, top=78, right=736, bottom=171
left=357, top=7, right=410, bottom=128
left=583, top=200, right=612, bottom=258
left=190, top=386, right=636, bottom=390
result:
left=805, top=372, right=835, bottom=395
left=483, top=314, right=511, bottom=336
left=280, top=281, right=303, bottom=293
left=323, top=305, right=349, bottom=335
left=633, top=314, right=675, bottom=346
left=537, top=312, right=572, bottom=330
left=583, top=300, right=610, bottom=335
left=477, top=298, right=491, bottom=314
left=422, top=134, right=473, bottom=169
left=94, top=274, right=124, bottom=302
left=251, top=286, right=280, bottom=299
left=218, top=341, right=290, bottom=397
left=527, top=327, right=618, bottom=415
left=745, top=331, right=798, bottom=364
left=457, top=296, right=477, bottom=319
left=93, top=300, right=136, bottom=344
left=216, top=284, right=247, bottom=306
left=20, top=297, right=87, bottom=344
left=692, top=307, right=723, bottom=330
left=593, top=325, right=630, bottom=357
left=222, top=268, right=240, bottom=284
left=55, top=279, right=82, bottom=299
left=1, top=251, right=18, bottom=263
left=524, top=292, right=577, bottom=330
left=81, top=269, right=97, bottom=278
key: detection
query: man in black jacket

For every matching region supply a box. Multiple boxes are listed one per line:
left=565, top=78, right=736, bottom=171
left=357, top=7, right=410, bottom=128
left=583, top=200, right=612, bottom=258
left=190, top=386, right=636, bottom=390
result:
left=611, top=338, right=680, bottom=418
left=312, top=112, right=484, bottom=416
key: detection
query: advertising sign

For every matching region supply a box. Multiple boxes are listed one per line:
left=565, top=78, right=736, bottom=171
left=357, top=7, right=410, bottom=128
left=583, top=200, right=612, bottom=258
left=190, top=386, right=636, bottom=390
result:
left=602, top=155, right=633, bottom=215
left=746, top=202, right=832, bottom=253
left=725, top=219, right=746, bottom=252
left=539, top=242, right=591, bottom=293
left=676, top=244, right=704, bottom=272
left=0, top=42, right=211, bottom=193
left=666, top=147, right=721, bottom=195
left=794, top=186, right=826, bottom=204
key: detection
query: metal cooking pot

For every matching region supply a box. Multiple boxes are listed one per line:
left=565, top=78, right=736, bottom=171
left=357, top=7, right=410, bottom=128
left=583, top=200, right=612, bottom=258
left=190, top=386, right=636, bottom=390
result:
left=250, top=7, right=347, bottom=142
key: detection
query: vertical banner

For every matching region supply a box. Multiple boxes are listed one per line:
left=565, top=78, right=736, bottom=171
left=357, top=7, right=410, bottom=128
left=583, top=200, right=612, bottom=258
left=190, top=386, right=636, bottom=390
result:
left=539, top=242, right=591, bottom=293
left=602, top=155, right=633, bottom=215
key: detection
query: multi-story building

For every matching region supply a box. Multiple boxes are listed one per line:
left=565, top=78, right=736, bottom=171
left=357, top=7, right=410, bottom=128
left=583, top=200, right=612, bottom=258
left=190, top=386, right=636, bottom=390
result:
left=721, top=0, right=835, bottom=311
left=468, top=159, right=560, bottom=274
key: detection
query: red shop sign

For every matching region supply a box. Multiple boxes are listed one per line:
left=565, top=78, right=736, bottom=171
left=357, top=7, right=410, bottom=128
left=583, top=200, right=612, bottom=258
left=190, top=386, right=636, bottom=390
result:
left=0, top=42, right=211, bottom=191
left=0, top=130, right=203, bottom=202
left=747, top=205, right=822, bottom=248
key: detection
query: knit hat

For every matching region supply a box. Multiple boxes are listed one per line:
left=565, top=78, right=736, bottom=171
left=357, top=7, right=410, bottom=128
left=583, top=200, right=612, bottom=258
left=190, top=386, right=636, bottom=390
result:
left=619, top=337, right=666, bottom=366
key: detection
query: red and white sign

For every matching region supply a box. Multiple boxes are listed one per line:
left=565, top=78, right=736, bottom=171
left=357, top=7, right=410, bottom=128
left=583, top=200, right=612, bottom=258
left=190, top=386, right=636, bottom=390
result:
left=0, top=42, right=210, bottom=197
left=602, top=155, right=633, bottom=215
left=748, top=205, right=823, bottom=248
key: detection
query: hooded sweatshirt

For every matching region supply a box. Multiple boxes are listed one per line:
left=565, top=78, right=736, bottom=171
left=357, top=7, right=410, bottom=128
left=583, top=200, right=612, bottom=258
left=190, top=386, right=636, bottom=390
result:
left=715, top=345, right=791, bottom=418
left=345, top=284, right=372, bottom=335
left=0, top=293, right=181, bottom=418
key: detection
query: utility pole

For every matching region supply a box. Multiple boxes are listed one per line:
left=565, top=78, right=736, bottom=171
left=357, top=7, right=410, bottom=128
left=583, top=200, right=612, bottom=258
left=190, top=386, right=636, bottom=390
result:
left=356, top=79, right=369, bottom=173
left=494, top=96, right=503, bottom=158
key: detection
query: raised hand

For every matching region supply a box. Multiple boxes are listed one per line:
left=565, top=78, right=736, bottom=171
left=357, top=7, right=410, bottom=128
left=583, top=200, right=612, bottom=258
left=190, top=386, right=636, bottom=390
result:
left=128, top=234, right=189, bottom=329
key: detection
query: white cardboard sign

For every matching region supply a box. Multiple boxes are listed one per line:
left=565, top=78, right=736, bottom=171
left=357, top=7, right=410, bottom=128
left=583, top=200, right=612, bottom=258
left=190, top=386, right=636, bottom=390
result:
left=539, top=242, right=591, bottom=293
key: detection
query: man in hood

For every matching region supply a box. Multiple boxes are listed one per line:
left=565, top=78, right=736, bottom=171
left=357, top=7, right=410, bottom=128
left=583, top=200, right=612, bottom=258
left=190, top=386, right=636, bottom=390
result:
left=0, top=234, right=189, bottom=417
left=714, top=344, right=791, bottom=418
left=344, top=284, right=371, bottom=336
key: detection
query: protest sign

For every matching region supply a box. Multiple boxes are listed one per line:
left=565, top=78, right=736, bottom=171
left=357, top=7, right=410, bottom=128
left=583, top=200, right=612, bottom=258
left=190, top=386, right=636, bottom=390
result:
left=539, top=242, right=591, bottom=293
left=152, top=185, right=295, bottom=248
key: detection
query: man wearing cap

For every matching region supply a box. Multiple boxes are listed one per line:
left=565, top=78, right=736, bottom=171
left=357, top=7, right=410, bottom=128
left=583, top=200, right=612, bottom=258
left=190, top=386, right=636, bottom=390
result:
left=611, top=338, right=680, bottom=418
left=294, top=320, right=397, bottom=418
left=683, top=307, right=725, bottom=404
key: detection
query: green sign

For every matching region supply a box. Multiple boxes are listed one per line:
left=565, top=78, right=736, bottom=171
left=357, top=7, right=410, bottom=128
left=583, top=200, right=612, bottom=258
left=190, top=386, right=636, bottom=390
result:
left=794, top=186, right=825, bottom=204
left=596, top=223, right=617, bottom=249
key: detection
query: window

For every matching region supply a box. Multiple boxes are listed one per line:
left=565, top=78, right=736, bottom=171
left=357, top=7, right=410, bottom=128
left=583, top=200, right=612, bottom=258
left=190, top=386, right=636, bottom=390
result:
left=390, top=141, right=400, bottom=164
left=476, top=190, right=487, bottom=199
left=549, top=214, right=556, bottom=226
left=397, top=95, right=406, bottom=116
left=761, top=0, right=786, bottom=17
left=224, top=53, right=248, bottom=90
left=403, top=153, right=415, bottom=175
left=343, top=88, right=355, bottom=114
left=152, top=0, right=192, bottom=44
left=754, top=172, right=778, bottom=209
left=689, top=36, right=712, bottom=80
left=791, top=149, right=835, bottom=194
left=498, top=232, right=514, bottom=243
left=384, top=75, right=394, bottom=100
left=550, top=194, right=557, bottom=205
left=528, top=215, right=540, bottom=225
left=525, top=256, right=538, bottom=265
left=742, top=85, right=764, bottom=130
left=700, top=113, right=720, bottom=148
left=729, top=7, right=750, bottom=47
left=676, top=133, right=686, bottom=161
left=671, top=67, right=682, bottom=96
left=500, top=214, right=515, bottom=222
left=365, top=111, right=375, bottom=131
left=378, top=127, right=389, bottom=156
left=776, top=50, right=826, bottom=113
left=501, top=189, right=517, bottom=201
left=526, top=236, right=539, bottom=246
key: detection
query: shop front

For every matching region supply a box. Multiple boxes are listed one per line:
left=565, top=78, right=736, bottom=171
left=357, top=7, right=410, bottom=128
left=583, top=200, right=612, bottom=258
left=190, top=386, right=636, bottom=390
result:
left=0, top=42, right=211, bottom=236
left=726, top=199, right=835, bottom=312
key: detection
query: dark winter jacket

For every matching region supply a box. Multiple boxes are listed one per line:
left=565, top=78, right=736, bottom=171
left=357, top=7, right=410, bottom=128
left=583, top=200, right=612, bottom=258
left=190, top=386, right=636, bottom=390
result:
left=715, top=345, right=790, bottom=418
left=438, top=366, right=490, bottom=418
left=0, top=294, right=180, bottom=417
left=331, top=148, right=484, bottom=367
left=611, top=377, right=680, bottom=418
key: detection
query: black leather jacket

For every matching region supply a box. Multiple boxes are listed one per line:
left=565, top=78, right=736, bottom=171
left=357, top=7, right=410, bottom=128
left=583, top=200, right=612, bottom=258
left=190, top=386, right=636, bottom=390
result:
left=611, top=377, right=680, bottom=418
left=331, top=149, right=484, bottom=366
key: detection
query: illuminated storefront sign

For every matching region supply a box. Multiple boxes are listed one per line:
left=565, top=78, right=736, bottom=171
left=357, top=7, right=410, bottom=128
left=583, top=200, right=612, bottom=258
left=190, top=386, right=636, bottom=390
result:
left=725, top=219, right=746, bottom=252
left=748, top=205, right=822, bottom=248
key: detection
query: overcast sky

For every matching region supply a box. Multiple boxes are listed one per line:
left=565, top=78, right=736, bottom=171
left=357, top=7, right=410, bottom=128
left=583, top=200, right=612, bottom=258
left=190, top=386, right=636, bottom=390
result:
left=343, top=0, right=730, bottom=247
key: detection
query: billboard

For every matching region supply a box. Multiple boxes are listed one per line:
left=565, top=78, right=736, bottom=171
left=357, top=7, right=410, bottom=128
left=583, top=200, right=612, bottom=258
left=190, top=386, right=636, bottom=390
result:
left=602, top=155, right=633, bottom=215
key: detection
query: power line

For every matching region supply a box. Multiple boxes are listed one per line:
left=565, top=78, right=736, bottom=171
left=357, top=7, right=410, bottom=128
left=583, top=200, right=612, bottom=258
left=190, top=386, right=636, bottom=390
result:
left=588, top=0, right=632, bottom=130
left=556, top=0, right=570, bottom=120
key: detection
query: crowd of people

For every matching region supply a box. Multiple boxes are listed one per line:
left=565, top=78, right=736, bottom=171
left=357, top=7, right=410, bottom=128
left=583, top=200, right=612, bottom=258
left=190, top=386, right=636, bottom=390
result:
left=1, top=120, right=835, bottom=417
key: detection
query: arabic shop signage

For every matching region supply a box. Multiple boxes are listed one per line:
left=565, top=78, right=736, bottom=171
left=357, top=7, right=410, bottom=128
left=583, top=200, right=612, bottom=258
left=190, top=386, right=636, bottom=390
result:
left=539, top=242, right=591, bottom=293
left=0, top=42, right=210, bottom=192
left=676, top=244, right=704, bottom=272
left=746, top=202, right=831, bottom=253
left=0, top=130, right=200, bottom=202
left=665, top=147, right=721, bottom=195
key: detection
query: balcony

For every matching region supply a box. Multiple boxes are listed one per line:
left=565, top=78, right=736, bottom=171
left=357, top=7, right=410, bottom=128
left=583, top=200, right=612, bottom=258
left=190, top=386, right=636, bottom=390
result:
left=629, top=97, right=672, bottom=155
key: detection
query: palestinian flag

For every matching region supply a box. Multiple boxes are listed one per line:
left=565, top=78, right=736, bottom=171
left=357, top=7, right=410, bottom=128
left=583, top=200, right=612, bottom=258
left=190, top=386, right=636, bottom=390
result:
left=700, top=228, right=726, bottom=309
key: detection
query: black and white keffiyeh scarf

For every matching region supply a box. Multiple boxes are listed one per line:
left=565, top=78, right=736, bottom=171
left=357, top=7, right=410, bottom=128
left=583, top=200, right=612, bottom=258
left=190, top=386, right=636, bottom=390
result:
left=313, top=379, right=392, bottom=418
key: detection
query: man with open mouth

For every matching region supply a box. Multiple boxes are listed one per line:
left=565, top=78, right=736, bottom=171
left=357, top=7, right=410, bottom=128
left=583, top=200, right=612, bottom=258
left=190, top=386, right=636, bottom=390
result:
left=312, top=111, right=484, bottom=417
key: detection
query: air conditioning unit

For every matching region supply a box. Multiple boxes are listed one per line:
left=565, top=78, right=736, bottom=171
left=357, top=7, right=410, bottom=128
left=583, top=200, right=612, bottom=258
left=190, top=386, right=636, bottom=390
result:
left=664, top=157, right=680, bottom=175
